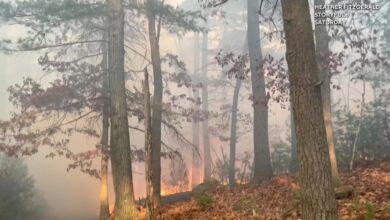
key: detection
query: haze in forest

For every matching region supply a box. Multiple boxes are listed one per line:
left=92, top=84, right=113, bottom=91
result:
left=0, top=0, right=388, bottom=219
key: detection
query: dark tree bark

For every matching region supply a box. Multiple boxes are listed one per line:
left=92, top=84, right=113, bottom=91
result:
left=289, top=107, right=298, bottom=174
left=106, top=0, right=138, bottom=218
left=281, top=0, right=338, bottom=219
left=99, top=32, right=110, bottom=220
left=144, top=68, right=156, bottom=220
left=146, top=0, right=163, bottom=206
left=247, top=0, right=273, bottom=183
left=314, top=0, right=340, bottom=186
left=201, top=29, right=212, bottom=182
left=228, top=78, right=241, bottom=189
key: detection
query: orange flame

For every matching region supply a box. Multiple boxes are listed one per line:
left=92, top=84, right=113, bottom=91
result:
left=161, top=181, right=190, bottom=196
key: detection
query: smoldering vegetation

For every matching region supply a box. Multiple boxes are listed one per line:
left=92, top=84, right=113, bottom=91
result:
left=0, top=0, right=389, bottom=219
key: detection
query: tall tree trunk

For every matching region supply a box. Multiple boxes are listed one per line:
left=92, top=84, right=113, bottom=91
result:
left=281, top=0, right=338, bottom=219
left=146, top=0, right=162, bottom=206
left=191, top=33, right=201, bottom=188
left=99, top=32, right=110, bottom=220
left=247, top=0, right=273, bottom=183
left=350, top=77, right=366, bottom=171
left=228, top=78, right=241, bottom=189
left=143, top=69, right=155, bottom=220
left=314, top=0, right=340, bottom=186
left=385, top=108, right=390, bottom=144
left=289, top=107, right=298, bottom=174
left=201, top=28, right=212, bottom=182
left=220, top=27, right=229, bottom=108
left=106, top=0, right=138, bottom=219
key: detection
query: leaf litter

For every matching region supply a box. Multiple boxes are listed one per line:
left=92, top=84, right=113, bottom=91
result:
left=140, top=162, right=390, bottom=220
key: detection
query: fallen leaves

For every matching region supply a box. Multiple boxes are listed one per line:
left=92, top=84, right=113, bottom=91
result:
left=139, top=162, right=390, bottom=220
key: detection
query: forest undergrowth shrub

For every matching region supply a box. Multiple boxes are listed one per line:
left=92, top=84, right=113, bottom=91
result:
left=196, top=194, right=214, bottom=210
left=365, top=202, right=376, bottom=220
left=333, top=101, right=390, bottom=170
left=271, top=140, right=291, bottom=174
left=231, top=198, right=258, bottom=212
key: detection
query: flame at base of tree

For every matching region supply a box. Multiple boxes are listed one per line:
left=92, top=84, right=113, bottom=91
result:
left=160, top=181, right=190, bottom=196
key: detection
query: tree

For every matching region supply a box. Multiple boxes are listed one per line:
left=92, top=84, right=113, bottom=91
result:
left=145, top=0, right=163, bottom=207
left=0, top=1, right=202, bottom=218
left=191, top=32, right=202, bottom=188
left=289, top=107, right=298, bottom=174
left=350, top=76, right=366, bottom=171
left=0, top=2, right=114, bottom=215
left=0, top=155, right=47, bottom=220
left=228, top=76, right=241, bottom=188
left=106, top=0, right=138, bottom=218
left=99, top=27, right=110, bottom=220
left=326, top=0, right=390, bottom=171
left=143, top=68, right=155, bottom=220
left=201, top=13, right=212, bottom=182
left=333, top=98, right=390, bottom=169
left=247, top=0, right=273, bottom=183
left=215, top=50, right=248, bottom=188
left=281, top=0, right=338, bottom=219
left=143, top=0, right=204, bottom=204
left=314, top=0, right=340, bottom=186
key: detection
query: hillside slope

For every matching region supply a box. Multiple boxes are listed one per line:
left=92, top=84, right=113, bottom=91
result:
left=145, top=162, right=390, bottom=220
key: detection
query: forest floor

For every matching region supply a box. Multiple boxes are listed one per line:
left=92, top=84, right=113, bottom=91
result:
left=140, top=162, right=390, bottom=220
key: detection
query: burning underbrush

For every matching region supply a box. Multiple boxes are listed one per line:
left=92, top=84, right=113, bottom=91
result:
left=161, top=181, right=190, bottom=196
left=139, top=162, right=390, bottom=219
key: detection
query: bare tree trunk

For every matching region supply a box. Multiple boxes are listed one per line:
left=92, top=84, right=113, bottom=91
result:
left=350, top=77, right=366, bottom=171
left=99, top=31, right=110, bottom=220
left=247, top=0, right=273, bottom=183
left=385, top=108, right=390, bottom=144
left=106, top=0, right=138, bottom=219
left=201, top=27, right=212, bottom=182
left=314, top=0, right=340, bottom=186
left=146, top=0, right=162, bottom=206
left=239, top=160, right=248, bottom=184
left=144, top=68, right=155, bottom=220
left=281, top=0, right=338, bottom=219
left=99, top=108, right=110, bottom=220
left=191, top=33, right=201, bottom=188
left=228, top=78, right=241, bottom=189
left=289, top=107, right=298, bottom=174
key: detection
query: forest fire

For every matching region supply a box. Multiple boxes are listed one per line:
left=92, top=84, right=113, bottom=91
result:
left=160, top=187, right=177, bottom=196
left=0, top=0, right=389, bottom=219
left=161, top=181, right=190, bottom=196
